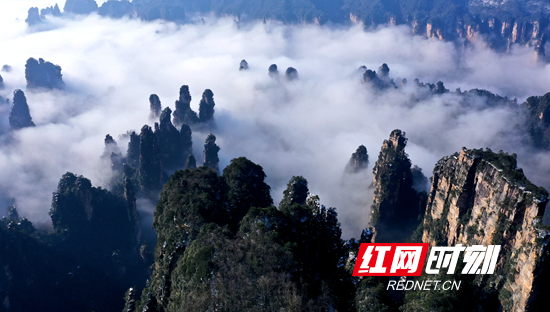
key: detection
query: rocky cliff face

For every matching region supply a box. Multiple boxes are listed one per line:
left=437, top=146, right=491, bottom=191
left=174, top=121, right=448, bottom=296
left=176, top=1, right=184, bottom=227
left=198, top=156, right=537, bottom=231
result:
left=25, top=57, right=65, bottom=90
left=64, top=0, right=98, bottom=15
left=426, top=17, right=546, bottom=58
left=149, top=94, right=162, bottom=121
left=22, top=0, right=550, bottom=58
left=370, top=130, right=426, bottom=243
left=25, top=7, right=42, bottom=26
left=203, top=133, right=220, bottom=173
left=155, top=107, right=188, bottom=172
left=172, top=85, right=198, bottom=128
left=98, top=0, right=132, bottom=18
left=198, top=89, right=215, bottom=123
left=422, top=148, right=550, bottom=311
left=524, top=92, right=550, bottom=149
left=398, top=15, right=548, bottom=59
left=345, top=145, right=369, bottom=174
left=9, top=90, right=35, bottom=130
left=344, top=0, right=550, bottom=59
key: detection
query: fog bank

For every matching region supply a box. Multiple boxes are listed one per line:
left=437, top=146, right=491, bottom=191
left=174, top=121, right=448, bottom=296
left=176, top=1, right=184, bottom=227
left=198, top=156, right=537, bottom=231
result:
left=2, top=1, right=550, bottom=237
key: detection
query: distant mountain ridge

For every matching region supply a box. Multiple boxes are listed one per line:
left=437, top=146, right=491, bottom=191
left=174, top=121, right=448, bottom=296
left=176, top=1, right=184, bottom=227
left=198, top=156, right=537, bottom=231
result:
left=36, top=0, right=550, bottom=23
left=28, top=0, right=550, bottom=59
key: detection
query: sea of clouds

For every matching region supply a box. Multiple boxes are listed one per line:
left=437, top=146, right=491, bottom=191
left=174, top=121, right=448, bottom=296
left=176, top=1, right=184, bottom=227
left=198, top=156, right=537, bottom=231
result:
left=2, top=0, right=550, bottom=238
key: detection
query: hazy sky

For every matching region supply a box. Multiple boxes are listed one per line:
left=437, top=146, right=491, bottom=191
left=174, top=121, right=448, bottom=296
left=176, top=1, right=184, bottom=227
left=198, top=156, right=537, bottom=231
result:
left=2, top=1, right=550, bottom=237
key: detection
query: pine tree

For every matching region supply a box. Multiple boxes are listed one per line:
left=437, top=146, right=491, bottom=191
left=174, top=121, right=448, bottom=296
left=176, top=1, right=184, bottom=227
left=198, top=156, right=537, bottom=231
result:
left=123, top=288, right=137, bottom=312
left=279, top=176, right=308, bottom=212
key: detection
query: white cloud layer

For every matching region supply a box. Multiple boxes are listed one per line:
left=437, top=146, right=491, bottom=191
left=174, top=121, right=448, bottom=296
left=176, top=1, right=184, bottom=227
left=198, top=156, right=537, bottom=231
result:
left=2, top=1, right=550, bottom=238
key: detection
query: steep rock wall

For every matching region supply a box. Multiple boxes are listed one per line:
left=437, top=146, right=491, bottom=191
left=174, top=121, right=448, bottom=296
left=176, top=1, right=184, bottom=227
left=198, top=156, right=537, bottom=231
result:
left=422, top=148, right=550, bottom=311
